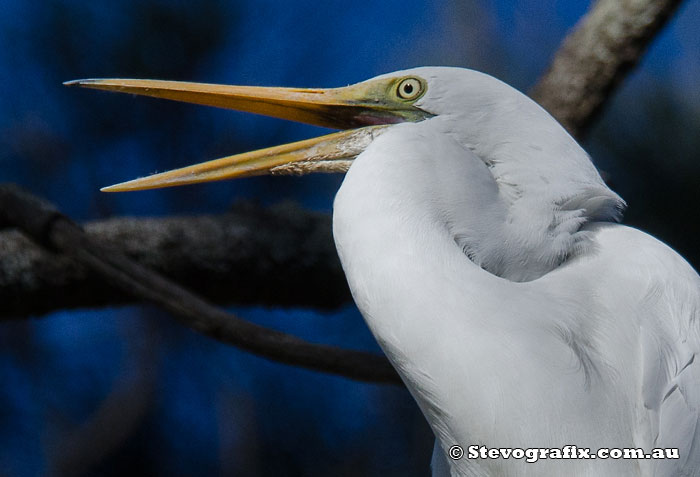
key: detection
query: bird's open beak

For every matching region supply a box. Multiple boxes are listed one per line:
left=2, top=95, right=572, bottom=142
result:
left=64, top=77, right=430, bottom=191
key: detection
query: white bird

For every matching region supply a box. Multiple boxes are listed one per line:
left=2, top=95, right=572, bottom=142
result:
left=67, top=67, right=700, bottom=476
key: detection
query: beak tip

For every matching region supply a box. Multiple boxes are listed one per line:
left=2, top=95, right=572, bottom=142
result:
left=63, top=79, right=98, bottom=87
left=100, top=183, right=125, bottom=193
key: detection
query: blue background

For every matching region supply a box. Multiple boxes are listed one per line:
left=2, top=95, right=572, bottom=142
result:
left=1, top=0, right=699, bottom=475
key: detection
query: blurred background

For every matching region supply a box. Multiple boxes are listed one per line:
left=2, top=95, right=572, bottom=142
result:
left=1, top=0, right=699, bottom=475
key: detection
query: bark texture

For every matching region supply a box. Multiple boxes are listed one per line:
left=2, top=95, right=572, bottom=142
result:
left=0, top=184, right=400, bottom=384
left=530, top=0, right=683, bottom=138
left=1, top=202, right=348, bottom=319
left=0, top=0, right=687, bottom=381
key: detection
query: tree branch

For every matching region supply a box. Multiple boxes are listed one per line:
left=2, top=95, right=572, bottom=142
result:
left=1, top=202, right=349, bottom=319
left=0, top=0, right=685, bottom=379
left=0, top=184, right=400, bottom=384
left=530, top=0, right=684, bottom=138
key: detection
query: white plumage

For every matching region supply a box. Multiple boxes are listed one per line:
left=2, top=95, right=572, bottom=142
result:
left=72, top=66, right=700, bottom=477
left=333, top=67, right=700, bottom=476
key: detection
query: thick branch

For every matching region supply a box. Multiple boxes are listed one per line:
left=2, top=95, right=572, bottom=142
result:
left=0, top=184, right=400, bottom=384
left=1, top=0, right=685, bottom=318
left=1, top=202, right=349, bottom=319
left=530, top=0, right=683, bottom=138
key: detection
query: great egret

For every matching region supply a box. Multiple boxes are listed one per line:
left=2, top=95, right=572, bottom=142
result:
left=67, top=67, right=700, bottom=476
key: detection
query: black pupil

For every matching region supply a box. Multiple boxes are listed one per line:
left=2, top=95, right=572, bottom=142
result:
left=403, top=83, right=414, bottom=95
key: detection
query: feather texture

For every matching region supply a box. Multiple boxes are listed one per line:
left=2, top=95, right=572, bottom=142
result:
left=333, top=68, right=699, bottom=476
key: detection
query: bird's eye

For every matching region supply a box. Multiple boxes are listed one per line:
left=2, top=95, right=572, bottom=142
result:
left=396, top=78, right=423, bottom=101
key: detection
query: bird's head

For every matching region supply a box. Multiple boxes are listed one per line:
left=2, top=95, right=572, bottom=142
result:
left=67, top=67, right=623, bottom=280
left=64, top=70, right=443, bottom=191
left=66, top=67, right=621, bottom=238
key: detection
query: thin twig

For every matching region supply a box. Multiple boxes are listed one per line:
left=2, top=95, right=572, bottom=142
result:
left=0, top=184, right=401, bottom=384
left=0, top=0, right=686, bottom=383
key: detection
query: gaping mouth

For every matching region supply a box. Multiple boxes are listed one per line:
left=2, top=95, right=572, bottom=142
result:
left=64, top=76, right=431, bottom=192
